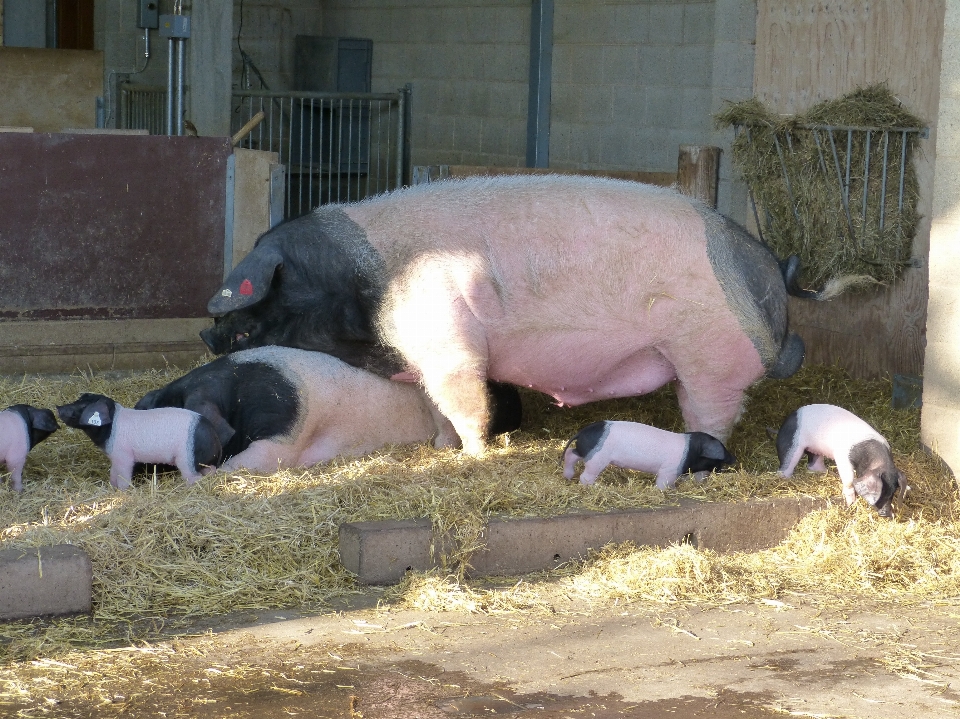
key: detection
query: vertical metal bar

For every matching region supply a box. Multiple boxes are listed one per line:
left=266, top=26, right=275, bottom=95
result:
left=772, top=132, right=802, bottom=226
left=287, top=97, right=296, bottom=219
left=396, top=88, right=406, bottom=189
left=898, top=130, right=908, bottom=213
left=844, top=129, right=852, bottom=203
left=308, top=97, right=316, bottom=212
left=166, top=38, right=175, bottom=135
left=739, top=126, right=765, bottom=243
left=861, top=130, right=871, bottom=234
left=526, top=0, right=554, bottom=167
left=879, top=131, right=890, bottom=232
left=347, top=99, right=355, bottom=203
left=812, top=128, right=828, bottom=175
left=176, top=38, right=186, bottom=136
left=827, top=128, right=856, bottom=241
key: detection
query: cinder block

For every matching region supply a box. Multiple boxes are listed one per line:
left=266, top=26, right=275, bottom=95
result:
left=0, top=544, right=92, bottom=620
left=338, top=518, right=434, bottom=585
left=339, top=498, right=831, bottom=585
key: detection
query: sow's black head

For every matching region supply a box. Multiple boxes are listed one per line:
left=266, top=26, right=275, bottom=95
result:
left=849, top=439, right=907, bottom=518
left=5, top=404, right=59, bottom=448
left=202, top=212, right=402, bottom=376
left=683, top=432, right=737, bottom=475
left=56, top=393, right=117, bottom=448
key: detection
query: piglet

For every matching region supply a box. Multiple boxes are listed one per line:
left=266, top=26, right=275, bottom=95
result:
left=562, top=420, right=736, bottom=489
left=0, top=405, right=59, bottom=492
left=775, top=403, right=908, bottom=517
left=56, top=393, right=221, bottom=490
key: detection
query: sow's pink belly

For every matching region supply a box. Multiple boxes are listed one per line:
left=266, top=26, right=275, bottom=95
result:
left=487, top=335, right=680, bottom=406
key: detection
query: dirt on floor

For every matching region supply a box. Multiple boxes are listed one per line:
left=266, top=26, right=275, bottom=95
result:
left=5, top=586, right=959, bottom=719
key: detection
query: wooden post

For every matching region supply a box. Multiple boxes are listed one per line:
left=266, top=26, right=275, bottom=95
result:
left=677, top=145, right=720, bottom=208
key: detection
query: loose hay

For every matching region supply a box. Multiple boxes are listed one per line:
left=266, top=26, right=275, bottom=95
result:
left=715, top=85, right=925, bottom=289
left=0, top=362, right=955, bottom=663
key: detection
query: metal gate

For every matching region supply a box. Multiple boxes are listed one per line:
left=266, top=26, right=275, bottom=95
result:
left=119, top=84, right=410, bottom=219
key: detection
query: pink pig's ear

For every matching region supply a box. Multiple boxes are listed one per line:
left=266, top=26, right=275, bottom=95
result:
left=79, top=399, right=113, bottom=428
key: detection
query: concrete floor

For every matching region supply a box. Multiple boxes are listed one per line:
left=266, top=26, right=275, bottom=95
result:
left=188, top=589, right=960, bottom=718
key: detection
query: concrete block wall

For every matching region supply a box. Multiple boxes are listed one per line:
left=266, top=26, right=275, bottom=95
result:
left=921, top=0, right=960, bottom=479
left=551, top=2, right=716, bottom=173
left=323, top=0, right=530, bottom=167
left=323, top=0, right=753, bottom=220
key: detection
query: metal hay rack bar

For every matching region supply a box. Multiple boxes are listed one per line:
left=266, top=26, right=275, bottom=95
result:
left=733, top=121, right=928, bottom=252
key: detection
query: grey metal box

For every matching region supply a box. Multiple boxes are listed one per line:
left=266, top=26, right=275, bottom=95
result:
left=294, top=36, right=372, bottom=93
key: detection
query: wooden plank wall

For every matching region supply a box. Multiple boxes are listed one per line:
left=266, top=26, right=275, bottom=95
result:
left=753, top=1, right=945, bottom=379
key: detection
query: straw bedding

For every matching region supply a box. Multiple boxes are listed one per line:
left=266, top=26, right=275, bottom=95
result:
left=0, top=361, right=955, bottom=663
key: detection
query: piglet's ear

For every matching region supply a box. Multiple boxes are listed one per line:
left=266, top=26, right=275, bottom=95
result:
left=80, top=399, right=113, bottom=428
left=207, top=245, right=284, bottom=315
left=29, top=408, right=59, bottom=434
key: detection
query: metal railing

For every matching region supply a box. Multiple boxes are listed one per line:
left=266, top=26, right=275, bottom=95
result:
left=119, top=85, right=410, bottom=219
left=119, top=83, right=167, bottom=136
left=232, top=89, right=409, bottom=218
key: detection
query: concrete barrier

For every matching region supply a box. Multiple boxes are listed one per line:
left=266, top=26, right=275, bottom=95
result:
left=0, top=544, right=92, bottom=620
left=339, top=496, right=834, bottom=585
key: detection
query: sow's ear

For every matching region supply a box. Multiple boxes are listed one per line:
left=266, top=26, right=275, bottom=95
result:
left=207, top=245, right=284, bottom=315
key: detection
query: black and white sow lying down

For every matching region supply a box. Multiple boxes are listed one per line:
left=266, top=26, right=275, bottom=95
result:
left=562, top=420, right=736, bottom=489
left=775, top=403, right=909, bottom=517
left=136, top=346, right=522, bottom=475
left=56, top=394, right=222, bottom=490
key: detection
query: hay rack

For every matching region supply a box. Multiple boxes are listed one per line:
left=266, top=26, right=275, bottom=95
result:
left=719, top=87, right=929, bottom=289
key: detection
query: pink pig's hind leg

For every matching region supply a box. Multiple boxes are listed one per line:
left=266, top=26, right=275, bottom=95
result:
left=807, top=453, right=828, bottom=472
left=220, top=441, right=298, bottom=474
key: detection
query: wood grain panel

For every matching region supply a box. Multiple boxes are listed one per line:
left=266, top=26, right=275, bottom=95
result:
left=754, top=1, right=945, bottom=379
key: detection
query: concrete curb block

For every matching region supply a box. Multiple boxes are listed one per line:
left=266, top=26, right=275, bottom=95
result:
left=338, top=496, right=835, bottom=585
left=0, top=544, right=92, bottom=620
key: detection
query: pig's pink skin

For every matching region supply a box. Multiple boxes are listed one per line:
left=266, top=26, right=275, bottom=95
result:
left=0, top=411, right=30, bottom=492
left=107, top=406, right=207, bottom=489
left=346, top=177, right=767, bottom=453
left=563, top=421, right=688, bottom=489
left=219, top=348, right=458, bottom=473
left=778, top=404, right=888, bottom=506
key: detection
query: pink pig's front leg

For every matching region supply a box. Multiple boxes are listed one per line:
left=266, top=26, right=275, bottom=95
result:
left=109, top=455, right=135, bottom=490
left=6, top=460, right=25, bottom=493
left=834, top=457, right=858, bottom=506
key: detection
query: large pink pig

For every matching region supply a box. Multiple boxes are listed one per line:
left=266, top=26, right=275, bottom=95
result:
left=205, top=175, right=808, bottom=455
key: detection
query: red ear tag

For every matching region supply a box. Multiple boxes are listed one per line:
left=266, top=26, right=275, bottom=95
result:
left=239, top=279, right=254, bottom=296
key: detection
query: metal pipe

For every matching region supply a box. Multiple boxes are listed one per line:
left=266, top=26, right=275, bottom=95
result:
left=862, top=130, right=871, bottom=238
left=166, top=38, right=175, bottom=135
left=879, top=131, right=890, bottom=231
left=827, top=128, right=856, bottom=242
left=176, top=38, right=186, bottom=136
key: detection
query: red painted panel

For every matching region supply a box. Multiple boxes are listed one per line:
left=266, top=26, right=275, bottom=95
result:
left=0, top=134, right=230, bottom=320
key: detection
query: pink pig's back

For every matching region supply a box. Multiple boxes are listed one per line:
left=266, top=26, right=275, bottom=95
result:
left=795, top=404, right=887, bottom=455
left=342, top=175, right=762, bottom=403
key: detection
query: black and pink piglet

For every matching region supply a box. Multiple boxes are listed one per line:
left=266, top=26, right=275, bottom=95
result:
left=57, top=393, right=222, bottom=490
left=0, top=405, right=59, bottom=491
